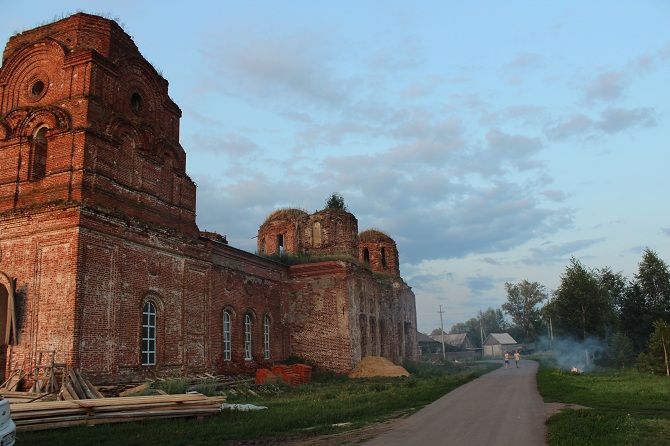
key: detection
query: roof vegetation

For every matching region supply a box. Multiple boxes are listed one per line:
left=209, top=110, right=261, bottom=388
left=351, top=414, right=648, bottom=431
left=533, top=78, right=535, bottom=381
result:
left=359, top=228, right=393, bottom=242
left=264, top=207, right=308, bottom=223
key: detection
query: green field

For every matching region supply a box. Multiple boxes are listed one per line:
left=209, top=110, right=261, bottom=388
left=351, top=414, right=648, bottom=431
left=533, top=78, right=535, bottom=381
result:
left=17, top=362, right=497, bottom=446
left=538, top=361, right=670, bottom=446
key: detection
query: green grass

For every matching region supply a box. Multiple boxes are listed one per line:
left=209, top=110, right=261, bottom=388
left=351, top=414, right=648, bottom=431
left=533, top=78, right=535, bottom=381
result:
left=537, top=361, right=670, bottom=445
left=18, top=362, right=497, bottom=446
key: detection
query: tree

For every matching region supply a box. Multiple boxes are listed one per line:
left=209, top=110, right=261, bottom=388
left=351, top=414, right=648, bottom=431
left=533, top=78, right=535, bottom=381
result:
left=449, top=307, right=508, bottom=348
left=636, top=248, right=670, bottom=319
left=502, top=280, right=547, bottom=342
left=549, top=258, right=616, bottom=340
left=325, top=193, right=347, bottom=211
left=619, top=283, right=655, bottom=352
left=647, top=319, right=670, bottom=376
left=603, top=332, right=634, bottom=369
left=619, top=250, right=670, bottom=352
left=430, top=328, right=446, bottom=337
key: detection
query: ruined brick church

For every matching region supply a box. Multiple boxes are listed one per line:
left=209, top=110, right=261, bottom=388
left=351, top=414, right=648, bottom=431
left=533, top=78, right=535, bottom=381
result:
left=0, top=13, right=417, bottom=383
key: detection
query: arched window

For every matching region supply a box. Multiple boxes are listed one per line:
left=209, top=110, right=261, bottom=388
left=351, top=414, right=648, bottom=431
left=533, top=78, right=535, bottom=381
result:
left=244, top=313, right=253, bottom=360
left=263, top=315, right=271, bottom=359
left=381, top=247, right=387, bottom=267
left=30, top=126, right=48, bottom=180
left=223, top=310, right=232, bottom=361
left=141, top=301, right=157, bottom=366
left=363, top=248, right=370, bottom=264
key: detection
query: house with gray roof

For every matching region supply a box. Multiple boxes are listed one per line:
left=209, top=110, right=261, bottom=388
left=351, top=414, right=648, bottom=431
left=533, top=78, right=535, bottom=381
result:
left=482, top=333, right=521, bottom=358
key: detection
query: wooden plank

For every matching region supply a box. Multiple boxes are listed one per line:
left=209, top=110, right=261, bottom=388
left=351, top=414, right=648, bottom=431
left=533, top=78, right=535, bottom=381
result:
left=15, top=408, right=222, bottom=432
left=67, top=369, right=86, bottom=399
left=119, top=383, right=150, bottom=397
left=74, top=394, right=209, bottom=408
left=82, top=376, right=104, bottom=399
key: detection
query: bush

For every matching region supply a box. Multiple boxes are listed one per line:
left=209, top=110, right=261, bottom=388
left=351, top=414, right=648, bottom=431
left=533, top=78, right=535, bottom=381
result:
left=153, top=378, right=190, bottom=394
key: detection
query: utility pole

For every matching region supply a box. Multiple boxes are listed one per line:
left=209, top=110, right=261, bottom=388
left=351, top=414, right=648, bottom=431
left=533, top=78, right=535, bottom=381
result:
left=549, top=316, right=554, bottom=350
left=438, top=305, right=446, bottom=360
left=479, top=316, right=484, bottom=351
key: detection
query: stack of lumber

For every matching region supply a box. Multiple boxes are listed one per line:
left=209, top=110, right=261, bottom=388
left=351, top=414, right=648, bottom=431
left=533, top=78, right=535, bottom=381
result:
left=11, top=393, right=226, bottom=431
left=0, top=369, right=24, bottom=392
left=58, top=369, right=103, bottom=400
left=0, top=391, right=49, bottom=404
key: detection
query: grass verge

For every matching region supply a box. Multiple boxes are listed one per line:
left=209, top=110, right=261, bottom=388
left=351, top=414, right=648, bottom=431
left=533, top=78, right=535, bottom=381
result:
left=537, top=359, right=670, bottom=446
left=17, top=361, right=497, bottom=446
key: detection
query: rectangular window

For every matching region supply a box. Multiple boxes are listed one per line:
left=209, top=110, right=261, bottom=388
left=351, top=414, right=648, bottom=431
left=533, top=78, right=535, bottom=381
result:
left=142, top=302, right=156, bottom=366
left=263, top=316, right=271, bottom=360
left=223, top=311, right=231, bottom=361
left=244, top=314, right=253, bottom=360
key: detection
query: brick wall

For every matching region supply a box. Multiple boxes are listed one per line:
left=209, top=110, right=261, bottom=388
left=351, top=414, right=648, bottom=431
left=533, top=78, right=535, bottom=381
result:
left=0, top=13, right=418, bottom=384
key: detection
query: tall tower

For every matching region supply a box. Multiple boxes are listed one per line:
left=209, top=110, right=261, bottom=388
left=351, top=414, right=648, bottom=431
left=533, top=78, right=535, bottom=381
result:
left=0, top=13, right=197, bottom=233
left=0, top=14, right=198, bottom=378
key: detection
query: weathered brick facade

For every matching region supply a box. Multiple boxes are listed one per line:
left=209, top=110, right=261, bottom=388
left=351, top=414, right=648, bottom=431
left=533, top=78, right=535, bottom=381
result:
left=0, top=13, right=417, bottom=384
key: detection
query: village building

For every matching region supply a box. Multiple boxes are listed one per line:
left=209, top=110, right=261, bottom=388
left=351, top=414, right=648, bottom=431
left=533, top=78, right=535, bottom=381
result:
left=0, top=13, right=418, bottom=384
left=482, top=333, right=520, bottom=358
left=416, top=332, right=442, bottom=356
left=430, top=333, right=476, bottom=351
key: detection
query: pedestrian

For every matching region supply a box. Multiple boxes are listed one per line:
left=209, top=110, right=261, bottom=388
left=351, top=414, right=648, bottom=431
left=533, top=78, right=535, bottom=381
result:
left=504, top=351, right=510, bottom=369
left=514, top=350, right=520, bottom=368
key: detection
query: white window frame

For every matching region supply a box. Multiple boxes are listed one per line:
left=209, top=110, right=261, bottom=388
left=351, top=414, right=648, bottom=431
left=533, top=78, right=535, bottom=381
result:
left=141, top=302, right=156, bottom=366
left=244, top=314, right=253, bottom=360
left=223, top=310, right=232, bottom=361
left=263, top=315, right=271, bottom=360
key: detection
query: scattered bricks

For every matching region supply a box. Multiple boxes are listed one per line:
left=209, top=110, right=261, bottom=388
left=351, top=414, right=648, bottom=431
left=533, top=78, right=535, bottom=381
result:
left=290, top=364, right=312, bottom=384
left=254, top=369, right=278, bottom=385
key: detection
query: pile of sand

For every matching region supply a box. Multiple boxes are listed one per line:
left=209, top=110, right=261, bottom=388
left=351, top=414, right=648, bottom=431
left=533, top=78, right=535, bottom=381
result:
left=348, top=356, right=410, bottom=378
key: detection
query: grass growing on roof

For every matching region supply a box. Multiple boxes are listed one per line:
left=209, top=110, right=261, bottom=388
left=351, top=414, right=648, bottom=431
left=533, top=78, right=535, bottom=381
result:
left=263, top=207, right=308, bottom=223
left=19, top=362, right=497, bottom=446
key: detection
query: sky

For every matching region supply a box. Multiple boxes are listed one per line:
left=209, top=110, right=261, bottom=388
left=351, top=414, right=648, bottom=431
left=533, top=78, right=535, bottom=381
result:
left=2, top=1, right=668, bottom=333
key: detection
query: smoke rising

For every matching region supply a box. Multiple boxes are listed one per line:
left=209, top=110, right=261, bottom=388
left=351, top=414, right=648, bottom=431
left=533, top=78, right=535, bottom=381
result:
left=538, top=336, right=606, bottom=372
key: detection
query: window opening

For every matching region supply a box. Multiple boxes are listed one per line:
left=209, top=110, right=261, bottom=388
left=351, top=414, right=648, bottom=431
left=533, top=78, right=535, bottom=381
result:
left=244, top=314, right=253, bottom=360
left=381, top=247, right=387, bottom=267
left=312, top=222, right=322, bottom=247
left=31, top=80, right=45, bottom=97
left=263, top=315, right=271, bottom=359
left=363, top=248, right=370, bottom=264
left=131, top=92, right=142, bottom=113
left=277, top=234, right=284, bottom=255
left=141, top=302, right=157, bottom=365
left=31, top=127, right=48, bottom=180
left=223, top=310, right=232, bottom=361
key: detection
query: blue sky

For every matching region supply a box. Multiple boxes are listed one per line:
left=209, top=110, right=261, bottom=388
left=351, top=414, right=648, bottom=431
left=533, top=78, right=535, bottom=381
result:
left=2, top=1, right=668, bottom=333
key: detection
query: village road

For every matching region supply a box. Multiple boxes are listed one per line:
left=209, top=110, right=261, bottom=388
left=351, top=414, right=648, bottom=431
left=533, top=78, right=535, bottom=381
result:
left=364, top=360, right=546, bottom=446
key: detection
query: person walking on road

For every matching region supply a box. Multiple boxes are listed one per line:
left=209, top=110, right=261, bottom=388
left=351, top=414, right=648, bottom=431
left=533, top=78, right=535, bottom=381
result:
left=504, top=351, right=510, bottom=369
left=514, top=350, right=520, bottom=368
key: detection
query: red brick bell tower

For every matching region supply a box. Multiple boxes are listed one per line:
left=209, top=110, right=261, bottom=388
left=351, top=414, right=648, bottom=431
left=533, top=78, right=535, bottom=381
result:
left=0, top=13, right=198, bottom=380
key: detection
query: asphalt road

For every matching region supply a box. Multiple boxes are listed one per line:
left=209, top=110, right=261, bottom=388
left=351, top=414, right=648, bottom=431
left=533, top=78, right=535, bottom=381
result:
left=364, top=360, right=547, bottom=446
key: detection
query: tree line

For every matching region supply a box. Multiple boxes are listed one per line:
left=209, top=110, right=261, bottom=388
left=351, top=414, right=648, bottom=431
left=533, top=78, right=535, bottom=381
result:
left=431, top=248, right=670, bottom=374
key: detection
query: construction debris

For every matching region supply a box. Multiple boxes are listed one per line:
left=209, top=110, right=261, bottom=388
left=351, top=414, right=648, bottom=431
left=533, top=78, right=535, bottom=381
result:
left=119, top=382, right=151, bottom=397
left=0, top=369, right=24, bottom=392
left=255, top=364, right=312, bottom=386
left=58, top=369, right=103, bottom=400
left=11, top=393, right=226, bottom=431
left=348, top=356, right=410, bottom=378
